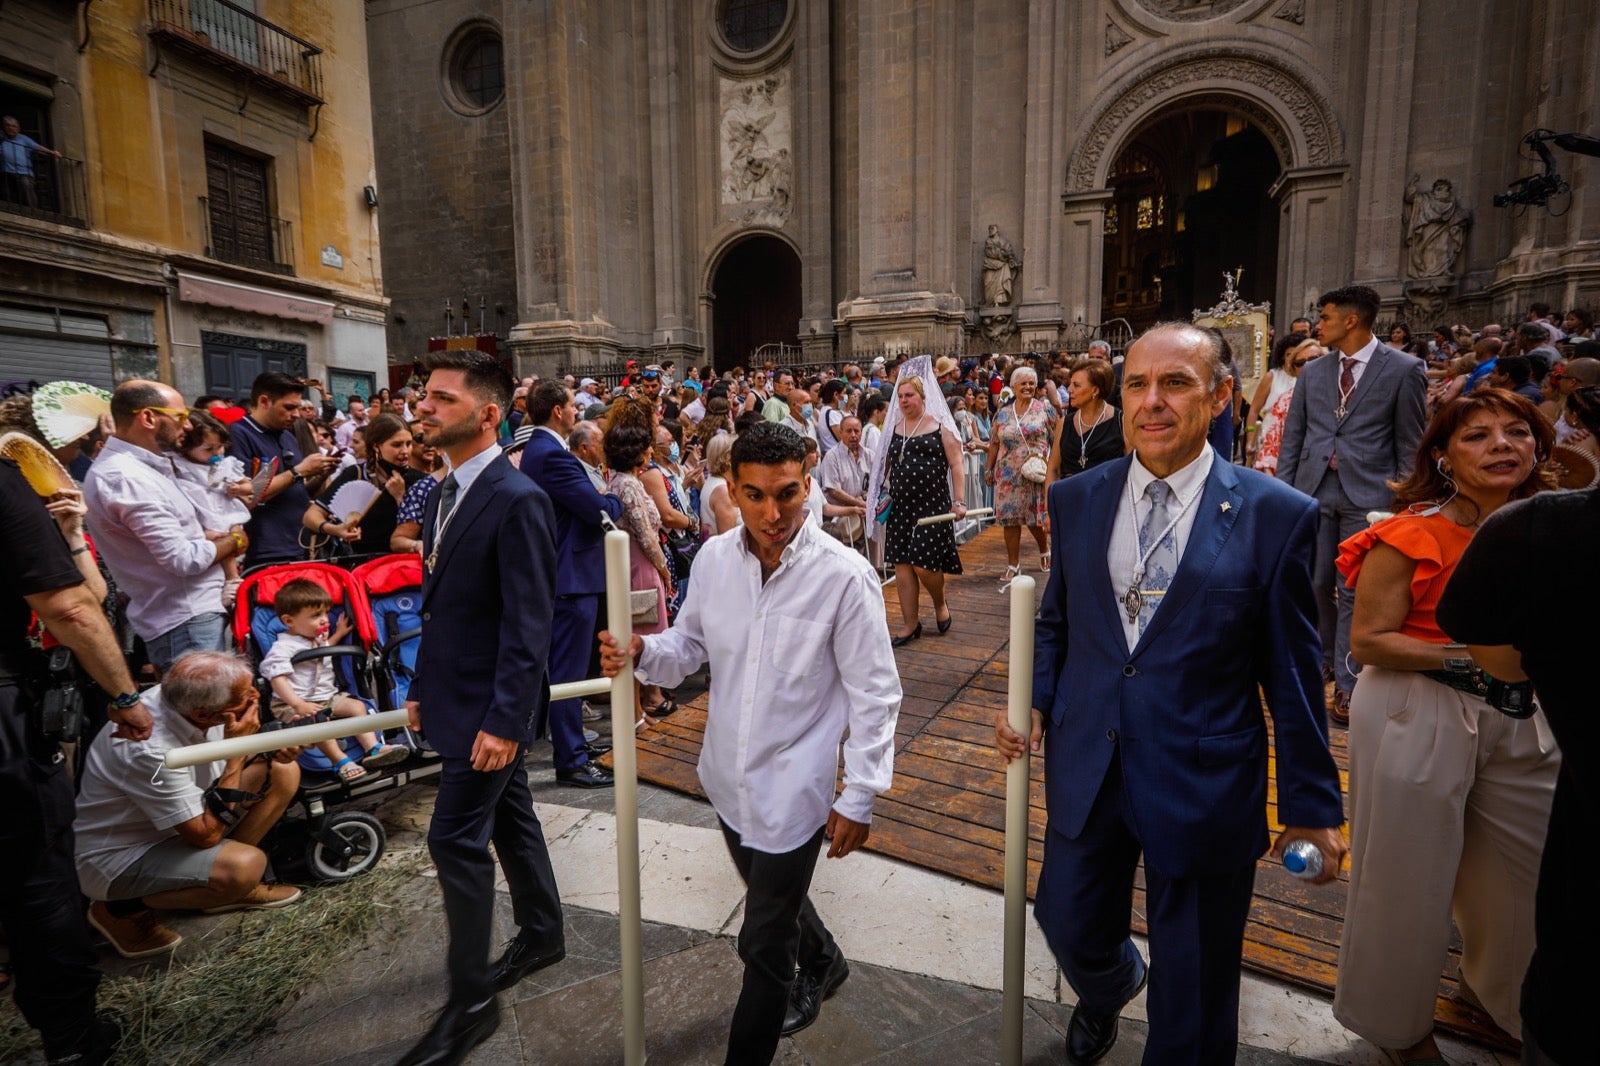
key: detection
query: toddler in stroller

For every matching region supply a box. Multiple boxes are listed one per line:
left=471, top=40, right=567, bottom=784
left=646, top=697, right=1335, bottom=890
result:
left=259, top=578, right=409, bottom=782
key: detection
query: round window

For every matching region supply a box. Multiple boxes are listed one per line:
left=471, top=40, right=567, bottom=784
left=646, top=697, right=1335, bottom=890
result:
left=447, top=28, right=504, bottom=113
left=720, top=0, right=787, bottom=53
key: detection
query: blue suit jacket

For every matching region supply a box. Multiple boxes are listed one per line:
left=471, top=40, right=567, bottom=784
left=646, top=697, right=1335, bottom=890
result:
left=1032, top=455, right=1343, bottom=879
left=412, top=454, right=556, bottom=759
left=518, top=427, right=622, bottom=597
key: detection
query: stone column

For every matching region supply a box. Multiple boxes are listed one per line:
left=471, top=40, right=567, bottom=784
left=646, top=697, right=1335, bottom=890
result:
left=1015, top=0, right=1068, bottom=350
left=645, top=0, right=701, bottom=364
left=1058, top=190, right=1113, bottom=334
left=793, top=0, right=835, bottom=362
left=1349, top=0, right=1419, bottom=305
left=1270, top=165, right=1350, bottom=335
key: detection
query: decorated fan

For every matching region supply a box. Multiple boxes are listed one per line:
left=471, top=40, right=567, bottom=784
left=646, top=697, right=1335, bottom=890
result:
left=1549, top=444, right=1600, bottom=490
left=325, top=478, right=382, bottom=525
left=0, top=431, right=76, bottom=496
left=30, top=381, right=111, bottom=450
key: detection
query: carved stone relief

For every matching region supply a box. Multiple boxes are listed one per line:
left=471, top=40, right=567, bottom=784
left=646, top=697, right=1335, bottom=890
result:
left=1274, top=0, right=1306, bottom=24
left=1130, top=0, right=1251, bottom=21
left=720, top=71, right=793, bottom=223
left=1065, top=48, right=1342, bottom=192
left=1105, top=20, right=1134, bottom=56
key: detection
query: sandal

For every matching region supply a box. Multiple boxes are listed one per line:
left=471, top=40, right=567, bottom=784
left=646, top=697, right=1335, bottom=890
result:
left=333, top=756, right=369, bottom=782
left=999, top=564, right=1022, bottom=593
left=1040, top=551, right=1050, bottom=572
left=651, top=698, right=679, bottom=718
left=363, top=743, right=409, bottom=769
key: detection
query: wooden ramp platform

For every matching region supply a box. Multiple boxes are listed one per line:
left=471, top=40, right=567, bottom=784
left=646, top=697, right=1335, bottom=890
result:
left=629, top=524, right=1515, bottom=1052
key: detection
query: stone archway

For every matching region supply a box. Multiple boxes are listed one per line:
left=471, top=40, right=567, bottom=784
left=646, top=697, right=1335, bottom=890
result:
left=706, top=232, right=802, bottom=373
left=1060, top=44, right=1348, bottom=336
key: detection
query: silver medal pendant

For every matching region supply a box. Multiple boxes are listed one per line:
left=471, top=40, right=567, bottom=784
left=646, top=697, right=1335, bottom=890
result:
left=1122, top=585, right=1143, bottom=623
left=1335, top=404, right=1348, bottom=420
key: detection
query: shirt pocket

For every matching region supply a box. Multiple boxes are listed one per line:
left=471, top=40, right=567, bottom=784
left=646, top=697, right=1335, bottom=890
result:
left=770, top=615, right=832, bottom=679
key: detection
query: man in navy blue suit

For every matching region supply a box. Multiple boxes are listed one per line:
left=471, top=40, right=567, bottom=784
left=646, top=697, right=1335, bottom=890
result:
left=399, top=351, right=565, bottom=1066
left=519, top=379, right=621, bottom=788
left=997, top=323, right=1346, bottom=1065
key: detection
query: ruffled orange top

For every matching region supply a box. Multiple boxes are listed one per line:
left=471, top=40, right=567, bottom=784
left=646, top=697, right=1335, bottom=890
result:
left=1336, top=511, right=1476, bottom=644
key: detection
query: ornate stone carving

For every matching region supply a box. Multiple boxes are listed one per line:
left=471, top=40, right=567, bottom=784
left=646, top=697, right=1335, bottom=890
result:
left=1192, top=268, right=1270, bottom=323
left=1274, top=0, right=1306, bottom=24
left=1065, top=47, right=1342, bottom=192
left=1131, top=0, right=1250, bottom=21
left=1105, top=19, right=1133, bottom=56
left=1402, top=174, right=1471, bottom=281
left=981, top=224, right=1021, bottom=307
left=720, top=72, right=792, bottom=221
left=979, top=307, right=1016, bottom=342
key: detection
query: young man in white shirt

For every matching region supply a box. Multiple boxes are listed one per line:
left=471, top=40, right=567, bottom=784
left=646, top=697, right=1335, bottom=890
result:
left=601, top=421, right=900, bottom=1064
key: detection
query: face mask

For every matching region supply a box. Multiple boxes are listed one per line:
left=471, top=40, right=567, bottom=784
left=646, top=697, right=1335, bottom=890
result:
left=801, top=403, right=814, bottom=420
left=668, top=442, right=680, bottom=464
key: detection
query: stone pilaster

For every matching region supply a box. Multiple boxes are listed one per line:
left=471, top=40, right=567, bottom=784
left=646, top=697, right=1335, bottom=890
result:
left=1269, top=165, right=1350, bottom=334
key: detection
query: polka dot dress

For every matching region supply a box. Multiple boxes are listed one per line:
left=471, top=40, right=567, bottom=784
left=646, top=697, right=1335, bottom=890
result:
left=884, top=430, right=963, bottom=574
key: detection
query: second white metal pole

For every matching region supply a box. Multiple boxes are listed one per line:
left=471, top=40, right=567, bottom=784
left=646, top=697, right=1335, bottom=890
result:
left=1002, top=575, right=1036, bottom=1066
left=604, top=529, right=646, bottom=1065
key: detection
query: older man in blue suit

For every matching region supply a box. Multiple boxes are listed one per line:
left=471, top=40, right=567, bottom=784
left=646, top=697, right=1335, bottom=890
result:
left=399, top=351, right=565, bottom=1066
left=997, top=322, right=1346, bottom=1065
left=519, top=379, right=622, bottom=788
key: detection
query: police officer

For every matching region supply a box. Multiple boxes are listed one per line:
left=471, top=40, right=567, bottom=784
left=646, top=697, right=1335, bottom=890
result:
left=2, top=458, right=152, bottom=1065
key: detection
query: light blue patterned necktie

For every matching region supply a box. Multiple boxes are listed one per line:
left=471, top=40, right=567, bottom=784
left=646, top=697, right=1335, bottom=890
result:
left=1136, top=479, right=1178, bottom=636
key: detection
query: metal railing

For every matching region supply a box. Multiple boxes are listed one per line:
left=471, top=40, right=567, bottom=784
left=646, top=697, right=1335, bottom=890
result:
left=149, top=0, right=325, bottom=105
left=0, top=155, right=89, bottom=228
left=199, top=195, right=294, bottom=275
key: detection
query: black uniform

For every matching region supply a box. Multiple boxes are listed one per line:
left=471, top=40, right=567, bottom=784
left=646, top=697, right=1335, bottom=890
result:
left=0, top=460, right=104, bottom=1059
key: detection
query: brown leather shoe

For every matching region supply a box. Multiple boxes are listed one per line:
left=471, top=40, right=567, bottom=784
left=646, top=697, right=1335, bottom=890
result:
left=1330, top=688, right=1351, bottom=728
left=87, top=902, right=181, bottom=959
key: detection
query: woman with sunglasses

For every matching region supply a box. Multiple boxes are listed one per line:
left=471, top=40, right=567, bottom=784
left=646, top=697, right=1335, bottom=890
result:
left=1332, top=390, right=1559, bottom=1065
left=1247, top=333, right=1321, bottom=474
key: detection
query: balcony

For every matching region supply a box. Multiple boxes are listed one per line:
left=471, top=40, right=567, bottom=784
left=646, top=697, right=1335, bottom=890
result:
left=149, top=0, right=324, bottom=107
left=0, top=155, right=89, bottom=228
left=199, top=195, right=294, bottom=275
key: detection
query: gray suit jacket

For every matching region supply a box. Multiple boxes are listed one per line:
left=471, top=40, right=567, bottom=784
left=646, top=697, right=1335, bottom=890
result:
left=1275, top=341, right=1428, bottom=510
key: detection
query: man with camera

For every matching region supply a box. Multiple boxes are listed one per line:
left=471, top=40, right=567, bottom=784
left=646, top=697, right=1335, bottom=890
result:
left=73, top=650, right=303, bottom=960
left=3, top=461, right=153, bottom=1066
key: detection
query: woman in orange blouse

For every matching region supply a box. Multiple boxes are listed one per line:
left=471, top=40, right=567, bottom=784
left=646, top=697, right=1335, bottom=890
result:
left=1332, top=390, right=1560, bottom=1065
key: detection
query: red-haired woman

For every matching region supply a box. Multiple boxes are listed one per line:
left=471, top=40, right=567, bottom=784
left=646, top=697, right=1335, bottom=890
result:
left=1333, top=390, right=1561, bottom=1064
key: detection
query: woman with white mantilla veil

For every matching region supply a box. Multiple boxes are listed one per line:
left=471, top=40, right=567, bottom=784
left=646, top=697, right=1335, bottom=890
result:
left=866, top=356, right=968, bottom=646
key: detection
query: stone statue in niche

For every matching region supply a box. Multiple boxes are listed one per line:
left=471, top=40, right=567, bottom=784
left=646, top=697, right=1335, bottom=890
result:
left=982, top=225, right=1021, bottom=307
left=721, top=73, right=792, bottom=220
left=1402, top=175, right=1471, bottom=279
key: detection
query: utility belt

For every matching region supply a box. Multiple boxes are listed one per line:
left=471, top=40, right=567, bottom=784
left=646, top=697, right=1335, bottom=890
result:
left=0, top=647, right=88, bottom=745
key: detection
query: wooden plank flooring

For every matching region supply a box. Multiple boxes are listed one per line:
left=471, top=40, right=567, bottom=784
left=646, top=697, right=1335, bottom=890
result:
left=628, top=524, right=1515, bottom=1052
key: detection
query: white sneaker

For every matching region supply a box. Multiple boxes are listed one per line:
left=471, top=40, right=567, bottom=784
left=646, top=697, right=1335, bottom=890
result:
left=581, top=701, right=603, bottom=722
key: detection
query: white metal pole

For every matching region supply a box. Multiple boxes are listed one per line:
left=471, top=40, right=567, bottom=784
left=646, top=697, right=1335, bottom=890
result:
left=164, top=709, right=410, bottom=769
left=605, top=529, right=646, bottom=1065
left=1002, top=575, right=1036, bottom=1066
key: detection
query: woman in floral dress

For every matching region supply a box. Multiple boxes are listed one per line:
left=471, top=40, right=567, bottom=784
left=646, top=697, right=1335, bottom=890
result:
left=984, top=366, right=1056, bottom=582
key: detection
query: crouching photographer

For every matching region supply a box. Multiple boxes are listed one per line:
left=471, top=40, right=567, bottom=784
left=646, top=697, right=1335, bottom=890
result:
left=73, top=651, right=304, bottom=962
left=3, top=460, right=152, bottom=1066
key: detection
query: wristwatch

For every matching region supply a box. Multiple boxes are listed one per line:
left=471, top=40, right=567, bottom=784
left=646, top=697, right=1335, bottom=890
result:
left=1442, top=642, right=1474, bottom=674
left=289, top=469, right=306, bottom=484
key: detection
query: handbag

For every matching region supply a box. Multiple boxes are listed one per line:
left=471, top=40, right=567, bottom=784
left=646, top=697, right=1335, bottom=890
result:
left=664, top=526, right=700, bottom=581
left=1020, top=455, right=1049, bottom=483
left=629, top=589, right=660, bottom=627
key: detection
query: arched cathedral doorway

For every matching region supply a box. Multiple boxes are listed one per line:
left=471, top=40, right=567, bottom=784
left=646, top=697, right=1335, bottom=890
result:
left=709, top=234, right=801, bottom=373
left=1101, top=109, right=1282, bottom=330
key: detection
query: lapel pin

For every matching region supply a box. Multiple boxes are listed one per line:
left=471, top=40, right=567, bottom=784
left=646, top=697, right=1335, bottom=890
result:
left=1220, top=501, right=1232, bottom=513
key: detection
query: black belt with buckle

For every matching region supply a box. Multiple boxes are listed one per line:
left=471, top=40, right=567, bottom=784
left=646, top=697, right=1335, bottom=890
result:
left=1421, top=668, right=1490, bottom=698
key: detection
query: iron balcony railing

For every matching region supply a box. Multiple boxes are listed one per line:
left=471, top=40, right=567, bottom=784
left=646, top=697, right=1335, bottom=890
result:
left=149, top=0, right=324, bottom=106
left=199, top=195, right=294, bottom=275
left=0, top=154, right=89, bottom=228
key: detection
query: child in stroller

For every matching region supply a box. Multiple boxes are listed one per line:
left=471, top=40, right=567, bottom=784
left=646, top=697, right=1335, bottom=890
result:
left=259, top=578, right=408, bottom=782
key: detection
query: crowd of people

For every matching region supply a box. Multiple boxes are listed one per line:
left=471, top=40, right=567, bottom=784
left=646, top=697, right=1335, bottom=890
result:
left=1, top=288, right=1595, bottom=1064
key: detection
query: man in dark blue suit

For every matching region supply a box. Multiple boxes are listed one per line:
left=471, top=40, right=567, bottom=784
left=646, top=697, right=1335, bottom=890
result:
left=997, top=323, right=1346, bottom=1065
left=518, top=379, right=621, bottom=787
left=399, top=351, right=565, bottom=1066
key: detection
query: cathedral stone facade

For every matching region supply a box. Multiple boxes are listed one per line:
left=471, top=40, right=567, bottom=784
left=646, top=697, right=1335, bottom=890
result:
left=365, top=0, right=1599, bottom=376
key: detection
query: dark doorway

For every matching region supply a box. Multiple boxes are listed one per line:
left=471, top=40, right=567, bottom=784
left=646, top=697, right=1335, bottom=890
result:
left=1101, top=110, right=1282, bottom=330
left=710, top=235, right=801, bottom=373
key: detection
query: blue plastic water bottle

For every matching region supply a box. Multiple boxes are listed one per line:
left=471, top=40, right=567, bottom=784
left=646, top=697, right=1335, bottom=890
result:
left=1283, top=840, right=1324, bottom=879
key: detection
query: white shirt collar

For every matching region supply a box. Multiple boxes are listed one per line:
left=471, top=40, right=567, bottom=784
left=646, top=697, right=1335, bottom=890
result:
left=535, top=425, right=568, bottom=450
left=446, top=441, right=500, bottom=495
left=737, top=513, right=814, bottom=571
left=101, top=434, right=175, bottom=474
left=1342, top=334, right=1381, bottom=366
left=1127, top=441, right=1215, bottom=505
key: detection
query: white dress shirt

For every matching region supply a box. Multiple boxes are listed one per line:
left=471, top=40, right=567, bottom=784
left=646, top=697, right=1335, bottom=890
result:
left=636, top=520, right=901, bottom=853
left=818, top=441, right=870, bottom=502
left=780, top=414, right=817, bottom=442
left=82, top=436, right=225, bottom=640
left=1107, top=445, right=1215, bottom=652
left=73, top=687, right=223, bottom=900
left=1337, top=334, right=1381, bottom=390
left=334, top=416, right=366, bottom=450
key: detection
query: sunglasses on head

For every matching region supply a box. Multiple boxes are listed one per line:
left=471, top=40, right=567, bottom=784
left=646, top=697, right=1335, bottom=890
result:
left=640, top=370, right=660, bottom=380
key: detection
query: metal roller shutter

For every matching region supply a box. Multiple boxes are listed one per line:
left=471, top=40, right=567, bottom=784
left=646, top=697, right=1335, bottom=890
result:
left=0, top=305, right=115, bottom=389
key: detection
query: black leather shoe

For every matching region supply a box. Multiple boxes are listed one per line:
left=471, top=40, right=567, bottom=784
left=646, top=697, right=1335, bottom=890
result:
left=581, top=740, right=613, bottom=758
left=490, top=933, right=567, bottom=992
left=396, top=997, right=500, bottom=1066
left=781, top=953, right=849, bottom=1036
left=1065, top=960, right=1148, bottom=1065
left=555, top=761, right=614, bottom=789
left=890, top=623, right=923, bottom=648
